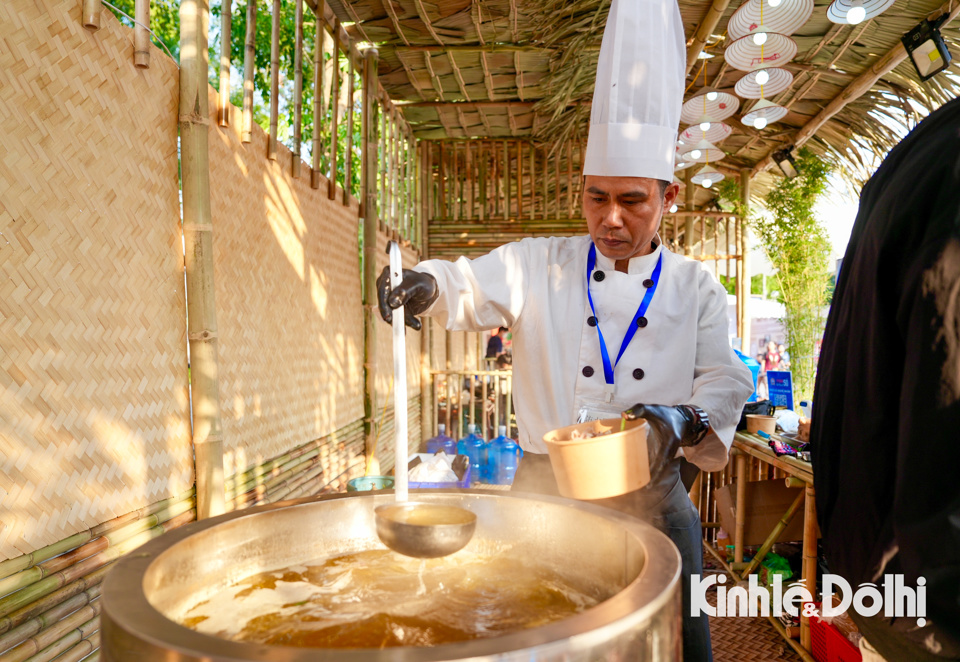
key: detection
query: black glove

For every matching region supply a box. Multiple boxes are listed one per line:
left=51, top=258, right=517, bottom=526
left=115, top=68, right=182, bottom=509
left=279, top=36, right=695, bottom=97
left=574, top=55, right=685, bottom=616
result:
left=376, top=266, right=439, bottom=331
left=622, top=404, right=710, bottom=482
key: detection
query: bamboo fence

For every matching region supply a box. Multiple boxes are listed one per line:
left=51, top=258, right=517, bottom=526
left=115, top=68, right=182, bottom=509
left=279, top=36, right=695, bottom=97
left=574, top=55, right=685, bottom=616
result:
left=0, top=0, right=193, bottom=559
left=0, top=488, right=196, bottom=662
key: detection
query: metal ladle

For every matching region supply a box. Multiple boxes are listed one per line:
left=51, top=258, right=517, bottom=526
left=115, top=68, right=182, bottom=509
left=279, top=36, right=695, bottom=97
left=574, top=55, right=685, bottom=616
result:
left=374, top=242, right=476, bottom=558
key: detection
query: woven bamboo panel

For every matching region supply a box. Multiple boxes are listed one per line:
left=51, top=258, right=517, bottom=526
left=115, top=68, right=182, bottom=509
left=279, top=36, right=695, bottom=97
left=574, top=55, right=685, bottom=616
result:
left=208, top=93, right=366, bottom=479
left=428, top=318, right=446, bottom=369
left=0, top=0, right=192, bottom=560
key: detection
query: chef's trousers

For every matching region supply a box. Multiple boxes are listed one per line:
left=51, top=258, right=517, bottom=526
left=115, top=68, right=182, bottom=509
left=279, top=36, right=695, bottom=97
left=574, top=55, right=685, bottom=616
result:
left=512, top=453, right=711, bottom=662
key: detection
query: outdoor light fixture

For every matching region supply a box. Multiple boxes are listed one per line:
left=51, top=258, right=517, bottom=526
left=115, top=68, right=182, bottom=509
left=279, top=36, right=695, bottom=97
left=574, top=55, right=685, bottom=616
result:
left=742, top=98, right=788, bottom=129
left=727, top=0, right=813, bottom=43
left=753, top=31, right=769, bottom=45
left=681, top=139, right=725, bottom=163
left=755, top=70, right=770, bottom=85
left=692, top=164, right=724, bottom=188
left=680, top=91, right=740, bottom=124
left=773, top=146, right=799, bottom=178
left=700, top=121, right=712, bottom=131
left=846, top=0, right=865, bottom=24
left=670, top=204, right=679, bottom=213
left=706, top=91, right=719, bottom=101
left=827, top=0, right=895, bottom=25
left=903, top=17, right=953, bottom=81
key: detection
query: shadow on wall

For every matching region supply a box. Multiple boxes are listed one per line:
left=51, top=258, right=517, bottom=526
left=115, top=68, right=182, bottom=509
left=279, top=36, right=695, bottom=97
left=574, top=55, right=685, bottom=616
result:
left=207, top=87, right=395, bottom=483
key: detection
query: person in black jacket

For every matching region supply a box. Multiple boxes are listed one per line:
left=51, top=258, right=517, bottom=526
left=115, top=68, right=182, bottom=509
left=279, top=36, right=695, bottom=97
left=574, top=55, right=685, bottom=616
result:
left=810, top=97, right=960, bottom=660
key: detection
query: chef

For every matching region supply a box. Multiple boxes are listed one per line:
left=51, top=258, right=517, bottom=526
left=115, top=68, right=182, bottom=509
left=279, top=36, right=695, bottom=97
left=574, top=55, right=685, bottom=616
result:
left=377, top=0, right=753, bottom=659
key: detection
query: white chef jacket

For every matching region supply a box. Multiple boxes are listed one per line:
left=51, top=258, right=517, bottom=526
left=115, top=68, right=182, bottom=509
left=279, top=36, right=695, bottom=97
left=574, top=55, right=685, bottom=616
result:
left=414, top=235, right=754, bottom=472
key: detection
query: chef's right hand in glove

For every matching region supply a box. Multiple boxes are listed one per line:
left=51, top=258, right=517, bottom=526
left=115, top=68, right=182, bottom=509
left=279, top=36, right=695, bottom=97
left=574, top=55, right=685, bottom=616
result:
left=376, top=266, right=439, bottom=331
left=621, top=404, right=709, bottom=482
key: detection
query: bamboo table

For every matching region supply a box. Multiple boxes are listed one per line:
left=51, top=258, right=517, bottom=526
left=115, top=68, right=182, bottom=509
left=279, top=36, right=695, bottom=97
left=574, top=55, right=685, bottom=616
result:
left=704, top=432, right=818, bottom=662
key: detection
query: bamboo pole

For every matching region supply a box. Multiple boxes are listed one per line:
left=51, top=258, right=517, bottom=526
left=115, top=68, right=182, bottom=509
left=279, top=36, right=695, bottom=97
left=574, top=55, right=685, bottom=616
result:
left=392, top=109, right=401, bottom=226
left=82, top=0, right=101, bottom=30
left=516, top=141, right=523, bottom=219
left=217, top=0, right=231, bottom=125
left=241, top=0, right=257, bottom=143
left=343, top=55, right=354, bottom=203
left=739, top=168, right=752, bottom=352
left=180, top=0, right=224, bottom=521
left=380, top=111, right=388, bottom=223
left=502, top=140, right=510, bottom=220
left=311, top=5, right=325, bottom=189
left=362, top=47, right=380, bottom=472
left=291, top=0, right=304, bottom=178
left=566, top=141, right=573, bottom=217
left=134, top=0, right=151, bottom=67
left=801, top=485, right=819, bottom=650
left=328, top=18, right=340, bottom=200
left=734, top=450, right=748, bottom=564
left=267, top=0, right=281, bottom=160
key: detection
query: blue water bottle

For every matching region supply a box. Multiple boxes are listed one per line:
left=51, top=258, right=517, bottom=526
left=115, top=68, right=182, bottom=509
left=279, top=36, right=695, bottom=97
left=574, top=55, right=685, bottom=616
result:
left=457, top=424, right=486, bottom=485
left=426, top=424, right=456, bottom=455
left=488, top=425, right=522, bottom=485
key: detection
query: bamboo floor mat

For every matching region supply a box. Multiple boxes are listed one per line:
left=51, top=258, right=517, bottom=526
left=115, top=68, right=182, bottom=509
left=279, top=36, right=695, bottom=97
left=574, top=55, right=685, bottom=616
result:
left=704, top=555, right=803, bottom=662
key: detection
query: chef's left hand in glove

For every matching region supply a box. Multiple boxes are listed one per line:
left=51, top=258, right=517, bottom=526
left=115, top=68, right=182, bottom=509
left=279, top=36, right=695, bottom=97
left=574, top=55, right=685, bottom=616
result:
left=621, top=404, right=710, bottom=482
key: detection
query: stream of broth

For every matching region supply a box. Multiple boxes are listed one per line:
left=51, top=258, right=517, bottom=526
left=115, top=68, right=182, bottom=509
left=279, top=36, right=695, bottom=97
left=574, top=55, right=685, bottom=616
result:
left=180, top=548, right=611, bottom=649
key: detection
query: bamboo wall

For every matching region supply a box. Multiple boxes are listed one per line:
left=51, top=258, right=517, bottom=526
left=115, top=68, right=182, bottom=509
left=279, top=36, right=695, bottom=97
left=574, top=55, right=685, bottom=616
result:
left=0, top=0, right=193, bottom=561
left=209, top=91, right=368, bottom=479
left=424, top=139, right=587, bottom=259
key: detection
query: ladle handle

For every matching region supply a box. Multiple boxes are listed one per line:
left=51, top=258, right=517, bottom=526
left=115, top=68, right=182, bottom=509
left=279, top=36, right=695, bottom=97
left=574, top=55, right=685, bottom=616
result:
left=388, top=241, right=408, bottom=502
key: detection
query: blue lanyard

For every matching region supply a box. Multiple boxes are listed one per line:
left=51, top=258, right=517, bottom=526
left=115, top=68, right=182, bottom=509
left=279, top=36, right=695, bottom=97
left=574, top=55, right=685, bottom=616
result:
left=586, top=243, right=663, bottom=390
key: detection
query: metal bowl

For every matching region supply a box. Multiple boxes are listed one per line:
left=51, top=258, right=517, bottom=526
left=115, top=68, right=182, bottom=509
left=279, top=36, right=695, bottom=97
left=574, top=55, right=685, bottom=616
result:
left=101, top=490, right=682, bottom=661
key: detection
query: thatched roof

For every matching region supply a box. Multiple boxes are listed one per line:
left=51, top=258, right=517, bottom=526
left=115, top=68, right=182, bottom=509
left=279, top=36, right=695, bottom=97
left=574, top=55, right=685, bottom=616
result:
left=331, top=0, right=960, bottom=200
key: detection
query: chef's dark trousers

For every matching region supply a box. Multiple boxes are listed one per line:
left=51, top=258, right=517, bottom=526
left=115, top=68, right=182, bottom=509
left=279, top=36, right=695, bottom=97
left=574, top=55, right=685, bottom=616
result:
left=512, top=454, right=711, bottom=662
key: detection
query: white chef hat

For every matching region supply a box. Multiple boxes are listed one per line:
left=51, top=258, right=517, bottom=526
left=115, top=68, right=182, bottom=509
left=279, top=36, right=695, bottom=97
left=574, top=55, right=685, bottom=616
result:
left=583, top=0, right=686, bottom=181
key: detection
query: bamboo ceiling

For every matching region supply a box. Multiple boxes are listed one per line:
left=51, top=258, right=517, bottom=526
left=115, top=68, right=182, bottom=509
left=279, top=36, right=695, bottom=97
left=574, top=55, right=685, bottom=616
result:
left=331, top=0, right=960, bottom=201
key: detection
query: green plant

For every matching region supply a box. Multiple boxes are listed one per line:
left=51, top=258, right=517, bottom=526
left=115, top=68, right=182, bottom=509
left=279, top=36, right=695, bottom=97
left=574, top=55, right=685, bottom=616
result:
left=754, top=149, right=833, bottom=403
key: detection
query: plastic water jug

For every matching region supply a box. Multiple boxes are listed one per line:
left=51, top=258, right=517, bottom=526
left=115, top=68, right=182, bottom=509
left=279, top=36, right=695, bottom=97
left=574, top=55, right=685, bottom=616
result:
left=456, top=424, right=486, bottom=485
left=486, top=425, right=522, bottom=485
left=426, top=424, right=457, bottom=455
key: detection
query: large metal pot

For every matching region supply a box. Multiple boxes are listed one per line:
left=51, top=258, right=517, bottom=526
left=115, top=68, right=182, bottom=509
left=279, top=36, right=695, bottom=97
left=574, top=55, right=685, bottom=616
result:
left=102, top=490, right=681, bottom=661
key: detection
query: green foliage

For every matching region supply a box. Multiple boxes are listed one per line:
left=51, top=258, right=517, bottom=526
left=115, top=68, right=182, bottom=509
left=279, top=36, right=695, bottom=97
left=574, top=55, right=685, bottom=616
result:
left=717, top=275, right=736, bottom=296
left=754, top=149, right=833, bottom=403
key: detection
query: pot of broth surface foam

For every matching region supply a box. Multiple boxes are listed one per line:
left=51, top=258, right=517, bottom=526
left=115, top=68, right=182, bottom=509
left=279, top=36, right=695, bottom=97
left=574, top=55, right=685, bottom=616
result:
left=101, top=490, right=681, bottom=661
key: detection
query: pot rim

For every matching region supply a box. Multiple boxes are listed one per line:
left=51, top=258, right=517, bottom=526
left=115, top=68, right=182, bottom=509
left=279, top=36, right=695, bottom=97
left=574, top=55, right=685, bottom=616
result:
left=102, top=490, right=680, bottom=662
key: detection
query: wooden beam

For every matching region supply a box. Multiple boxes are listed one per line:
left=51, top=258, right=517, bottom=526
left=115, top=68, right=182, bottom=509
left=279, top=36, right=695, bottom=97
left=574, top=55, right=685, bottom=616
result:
left=217, top=0, right=231, bottom=125
left=382, top=0, right=410, bottom=46
left=685, top=0, right=734, bottom=75
left=311, top=2, right=326, bottom=189
left=179, top=0, right=225, bottom=520
left=82, top=0, right=101, bottom=30
left=292, top=0, right=304, bottom=178
left=753, top=0, right=960, bottom=175
left=384, top=43, right=552, bottom=53
left=422, top=52, right=445, bottom=101
left=134, top=0, right=150, bottom=67
left=268, top=0, right=281, bottom=160
left=777, top=23, right=867, bottom=112
left=241, top=0, right=257, bottom=143
left=361, top=46, right=380, bottom=472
